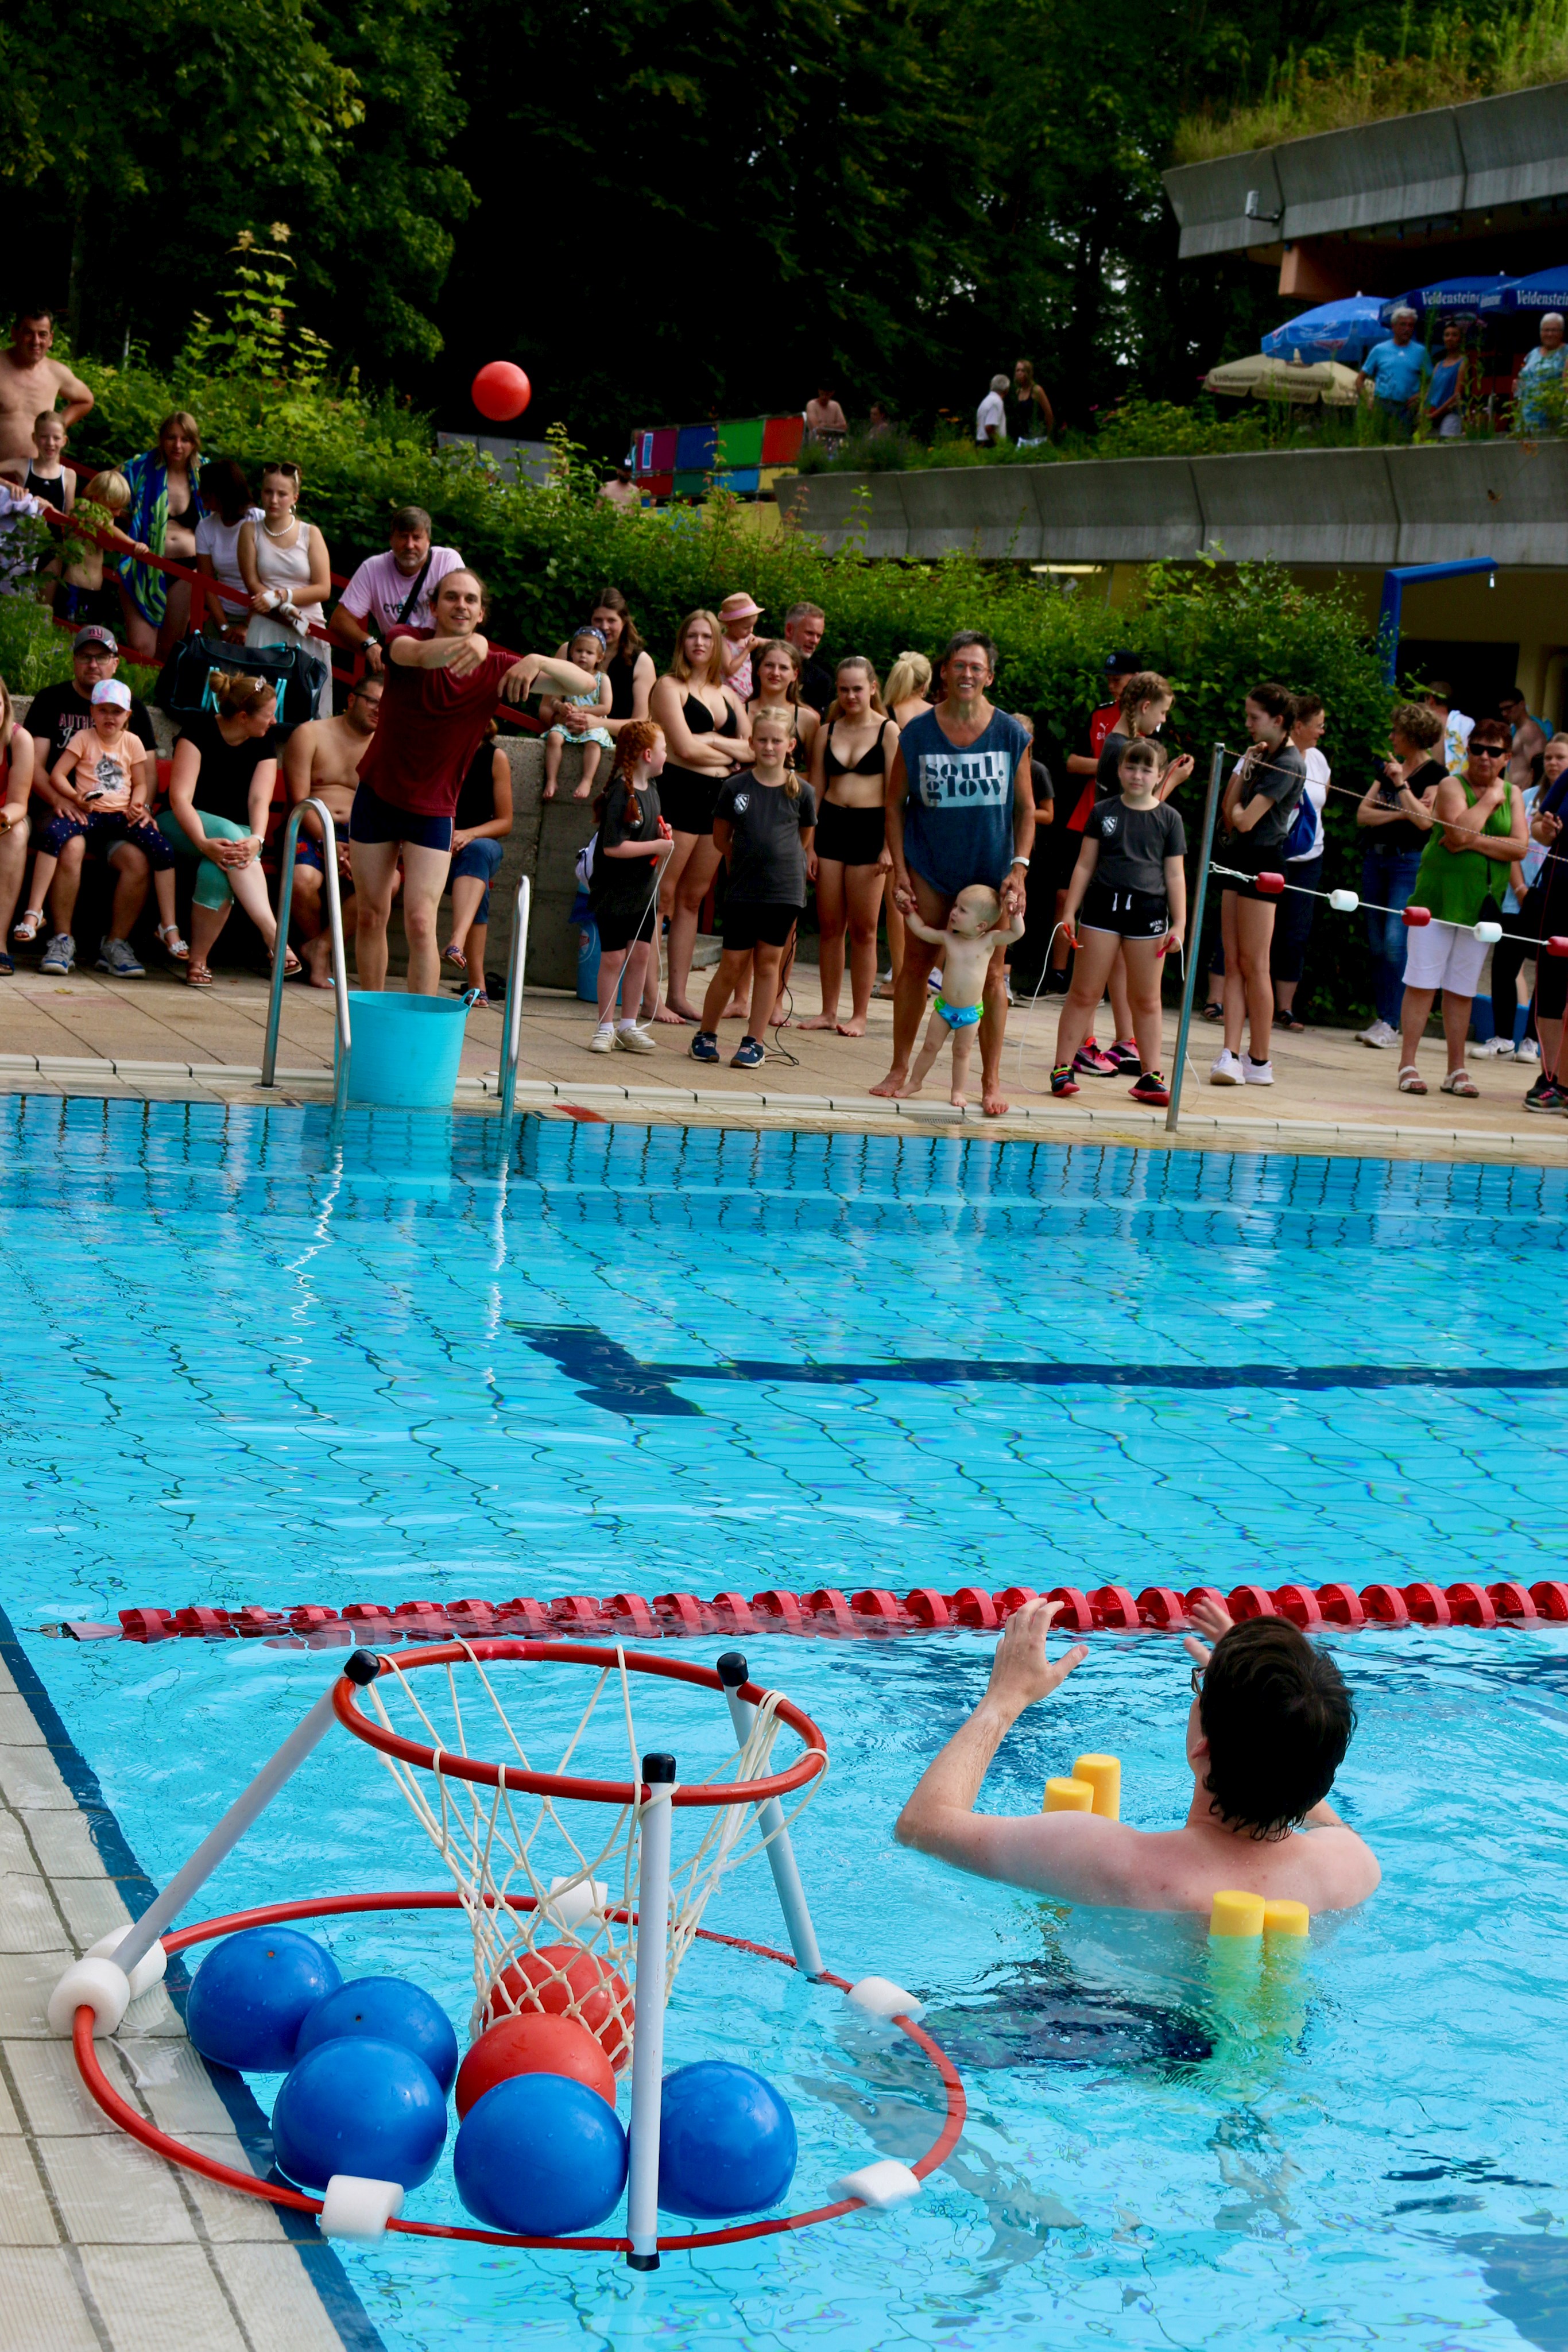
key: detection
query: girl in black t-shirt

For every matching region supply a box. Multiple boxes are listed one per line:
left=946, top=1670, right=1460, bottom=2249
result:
left=690, top=707, right=816, bottom=1071
left=1053, top=737, right=1187, bottom=1107
left=158, top=672, right=294, bottom=988
left=586, top=719, right=671, bottom=1053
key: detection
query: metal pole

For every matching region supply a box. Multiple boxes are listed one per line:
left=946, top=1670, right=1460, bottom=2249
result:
left=109, top=1651, right=381, bottom=1977
left=1165, top=742, right=1228, bottom=1136
left=715, top=1653, right=823, bottom=1978
left=625, top=1751, right=675, bottom=2271
left=497, top=873, right=532, bottom=1130
left=261, top=799, right=353, bottom=1096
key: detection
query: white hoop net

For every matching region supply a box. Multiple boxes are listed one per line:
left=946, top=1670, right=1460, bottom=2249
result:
left=359, top=1645, right=826, bottom=2059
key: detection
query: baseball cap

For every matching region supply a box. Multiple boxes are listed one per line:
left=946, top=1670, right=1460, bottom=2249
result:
left=1105, top=648, right=1143, bottom=674
left=91, top=679, right=131, bottom=710
left=73, top=624, right=118, bottom=655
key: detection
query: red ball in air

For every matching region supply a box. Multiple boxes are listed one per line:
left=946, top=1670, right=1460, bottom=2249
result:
left=486, top=1944, right=631, bottom=2071
left=471, top=362, right=532, bottom=423
left=455, top=2009, right=616, bottom=2118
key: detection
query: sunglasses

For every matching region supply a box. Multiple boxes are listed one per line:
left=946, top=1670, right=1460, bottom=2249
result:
left=1470, top=742, right=1508, bottom=757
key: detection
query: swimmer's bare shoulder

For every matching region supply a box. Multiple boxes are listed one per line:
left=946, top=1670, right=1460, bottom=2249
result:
left=895, top=1596, right=1381, bottom=1917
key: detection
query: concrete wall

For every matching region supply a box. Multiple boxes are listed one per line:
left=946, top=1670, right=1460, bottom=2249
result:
left=778, top=439, right=1568, bottom=568
left=1164, top=78, right=1568, bottom=258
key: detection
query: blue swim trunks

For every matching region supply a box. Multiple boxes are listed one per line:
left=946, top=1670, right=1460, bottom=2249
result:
left=934, top=995, right=982, bottom=1030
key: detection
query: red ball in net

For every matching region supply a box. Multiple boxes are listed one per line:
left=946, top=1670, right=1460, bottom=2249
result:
left=487, top=1944, right=631, bottom=2071
left=455, top=2010, right=616, bottom=2118
left=471, top=362, right=532, bottom=423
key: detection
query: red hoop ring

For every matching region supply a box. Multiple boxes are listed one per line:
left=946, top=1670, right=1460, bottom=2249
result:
left=70, top=1890, right=964, bottom=2253
left=334, top=1642, right=829, bottom=1808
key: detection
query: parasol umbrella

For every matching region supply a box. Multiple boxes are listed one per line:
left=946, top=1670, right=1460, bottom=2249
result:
left=1385, top=275, right=1509, bottom=321
left=1478, top=266, right=1568, bottom=314
left=1261, top=296, right=1389, bottom=367
left=1205, top=355, right=1360, bottom=406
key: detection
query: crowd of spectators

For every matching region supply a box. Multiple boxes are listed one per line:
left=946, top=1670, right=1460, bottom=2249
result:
left=0, top=303, right=1563, bottom=1117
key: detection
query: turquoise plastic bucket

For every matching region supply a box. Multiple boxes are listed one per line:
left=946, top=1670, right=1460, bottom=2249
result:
left=339, top=990, right=471, bottom=1109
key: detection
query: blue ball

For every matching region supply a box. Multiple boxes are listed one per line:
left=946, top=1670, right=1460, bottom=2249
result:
left=187, top=1929, right=342, bottom=2074
left=296, top=1977, right=459, bottom=2095
left=455, top=2072, right=628, bottom=2236
left=272, top=2036, right=447, bottom=2192
left=657, top=2062, right=797, bottom=2219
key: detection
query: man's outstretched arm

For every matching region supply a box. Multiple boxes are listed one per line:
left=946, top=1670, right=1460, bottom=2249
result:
left=894, top=1599, right=1139, bottom=1900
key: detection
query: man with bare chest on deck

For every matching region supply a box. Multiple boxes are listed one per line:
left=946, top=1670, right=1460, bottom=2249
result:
left=281, top=674, right=385, bottom=986
left=0, top=311, right=93, bottom=476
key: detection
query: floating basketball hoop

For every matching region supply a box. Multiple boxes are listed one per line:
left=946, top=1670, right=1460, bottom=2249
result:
left=53, top=1641, right=961, bottom=2268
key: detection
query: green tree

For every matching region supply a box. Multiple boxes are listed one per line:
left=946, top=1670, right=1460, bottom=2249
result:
left=0, top=0, right=469, bottom=368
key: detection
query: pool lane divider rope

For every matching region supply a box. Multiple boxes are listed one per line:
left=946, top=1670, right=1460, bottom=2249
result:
left=79, top=1577, right=1568, bottom=1646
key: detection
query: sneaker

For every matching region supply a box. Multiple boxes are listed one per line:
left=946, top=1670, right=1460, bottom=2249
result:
left=1513, top=1037, right=1542, bottom=1063
left=39, top=934, right=74, bottom=976
left=1073, top=1039, right=1118, bottom=1077
left=1470, top=1036, right=1509, bottom=1058
left=1042, top=968, right=1070, bottom=996
left=1524, top=1076, right=1564, bottom=1115
left=1355, top=1019, right=1399, bottom=1049
left=95, top=937, right=144, bottom=978
left=613, top=1022, right=657, bottom=1054
left=588, top=1023, right=616, bottom=1053
left=1209, top=1048, right=1243, bottom=1085
left=1106, top=1037, right=1140, bottom=1073
left=730, top=1035, right=765, bottom=1069
left=1050, top=1062, right=1080, bottom=1097
left=689, top=1031, right=720, bottom=1063
left=1129, top=1070, right=1170, bottom=1105
left=1242, top=1054, right=1275, bottom=1085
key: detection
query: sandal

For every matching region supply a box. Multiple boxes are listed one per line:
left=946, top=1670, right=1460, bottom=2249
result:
left=1397, top=1065, right=1427, bottom=1094
left=270, top=944, right=303, bottom=978
left=1440, top=1069, right=1479, bottom=1098
left=11, top=908, right=45, bottom=944
left=443, top=944, right=467, bottom=970
left=156, top=922, right=188, bottom=962
left=186, top=958, right=214, bottom=989
left=1282, top=1015, right=1307, bottom=1032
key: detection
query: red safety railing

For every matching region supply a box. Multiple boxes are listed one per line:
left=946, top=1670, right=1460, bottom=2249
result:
left=76, top=1577, right=1568, bottom=1645
left=40, top=497, right=544, bottom=730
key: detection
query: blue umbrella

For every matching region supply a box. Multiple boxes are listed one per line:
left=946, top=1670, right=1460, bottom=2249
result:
left=1384, top=276, right=1510, bottom=320
left=1479, top=266, right=1568, bottom=314
left=1261, top=296, right=1390, bottom=367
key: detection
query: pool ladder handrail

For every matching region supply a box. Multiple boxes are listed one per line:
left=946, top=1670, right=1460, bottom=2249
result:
left=260, top=799, right=351, bottom=1113
left=496, top=872, right=533, bottom=1129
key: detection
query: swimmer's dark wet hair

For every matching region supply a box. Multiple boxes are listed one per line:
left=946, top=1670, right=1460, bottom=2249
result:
left=1199, top=1619, right=1355, bottom=1839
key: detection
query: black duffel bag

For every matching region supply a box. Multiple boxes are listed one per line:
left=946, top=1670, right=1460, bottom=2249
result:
left=157, top=632, right=319, bottom=728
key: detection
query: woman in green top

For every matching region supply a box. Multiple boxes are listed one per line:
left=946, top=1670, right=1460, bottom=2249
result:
left=1397, top=724, right=1527, bottom=1097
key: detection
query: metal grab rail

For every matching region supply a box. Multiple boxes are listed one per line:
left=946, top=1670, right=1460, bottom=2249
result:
left=1165, top=741, right=1226, bottom=1135
left=261, top=799, right=353, bottom=1113
left=497, top=875, right=533, bottom=1128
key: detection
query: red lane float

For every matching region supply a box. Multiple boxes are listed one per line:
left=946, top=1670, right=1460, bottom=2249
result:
left=70, top=1892, right=965, bottom=2256
left=104, top=1578, right=1568, bottom=1646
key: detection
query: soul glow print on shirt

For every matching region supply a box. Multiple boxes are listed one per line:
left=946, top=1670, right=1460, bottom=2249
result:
left=913, top=748, right=1013, bottom=808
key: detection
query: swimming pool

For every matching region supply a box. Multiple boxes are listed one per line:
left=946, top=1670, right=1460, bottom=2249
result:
left=5, top=1096, right=1567, bottom=2350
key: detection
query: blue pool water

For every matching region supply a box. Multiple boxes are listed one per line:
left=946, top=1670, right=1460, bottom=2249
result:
left=4, top=1096, right=1568, bottom=2351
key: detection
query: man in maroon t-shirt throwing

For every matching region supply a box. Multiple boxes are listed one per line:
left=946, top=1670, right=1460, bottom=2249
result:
left=350, top=568, right=595, bottom=993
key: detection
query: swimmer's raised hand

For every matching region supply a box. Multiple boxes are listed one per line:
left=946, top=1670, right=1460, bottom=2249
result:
left=1182, top=1592, right=1233, bottom=1666
left=984, top=1595, right=1087, bottom=1719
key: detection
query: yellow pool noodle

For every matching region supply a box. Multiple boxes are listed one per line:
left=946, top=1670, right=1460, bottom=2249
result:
left=1073, top=1754, right=1121, bottom=1820
left=1262, top=1898, right=1310, bottom=1938
left=1043, top=1776, right=1094, bottom=1813
left=1210, top=1889, right=1266, bottom=1938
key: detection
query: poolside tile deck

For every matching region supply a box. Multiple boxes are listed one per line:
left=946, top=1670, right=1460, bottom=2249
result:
left=2, top=962, right=1564, bottom=1165
left=0, top=1643, right=366, bottom=2352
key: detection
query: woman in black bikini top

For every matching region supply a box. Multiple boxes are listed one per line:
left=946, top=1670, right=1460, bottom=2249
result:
left=802, top=656, right=900, bottom=1038
left=648, top=609, right=754, bottom=1023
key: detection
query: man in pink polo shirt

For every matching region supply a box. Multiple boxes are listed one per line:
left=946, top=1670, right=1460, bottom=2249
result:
left=328, top=506, right=464, bottom=674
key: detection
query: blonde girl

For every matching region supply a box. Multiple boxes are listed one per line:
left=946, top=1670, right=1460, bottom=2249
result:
left=543, top=625, right=614, bottom=801
left=649, top=609, right=752, bottom=1021
left=690, top=706, right=815, bottom=1070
